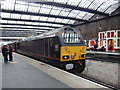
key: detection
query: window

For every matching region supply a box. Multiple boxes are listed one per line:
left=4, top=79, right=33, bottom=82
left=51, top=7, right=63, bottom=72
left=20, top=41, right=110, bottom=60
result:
left=117, top=39, right=120, bottom=47
left=62, top=33, right=83, bottom=44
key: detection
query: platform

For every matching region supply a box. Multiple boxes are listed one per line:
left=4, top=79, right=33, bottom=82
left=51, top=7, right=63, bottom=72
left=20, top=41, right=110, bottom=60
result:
left=2, top=52, right=107, bottom=88
left=86, top=51, right=120, bottom=59
left=87, top=51, right=120, bottom=55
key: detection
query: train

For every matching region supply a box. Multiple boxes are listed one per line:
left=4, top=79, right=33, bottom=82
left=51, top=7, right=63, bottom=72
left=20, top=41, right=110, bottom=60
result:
left=10, top=26, right=87, bottom=73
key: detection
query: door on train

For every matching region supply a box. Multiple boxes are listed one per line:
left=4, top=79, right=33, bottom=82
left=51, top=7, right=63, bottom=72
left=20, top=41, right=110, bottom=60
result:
left=108, top=39, right=114, bottom=51
left=44, top=38, right=49, bottom=56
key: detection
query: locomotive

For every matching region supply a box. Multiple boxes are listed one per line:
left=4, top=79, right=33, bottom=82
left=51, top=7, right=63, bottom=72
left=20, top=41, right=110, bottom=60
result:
left=15, top=26, right=87, bottom=73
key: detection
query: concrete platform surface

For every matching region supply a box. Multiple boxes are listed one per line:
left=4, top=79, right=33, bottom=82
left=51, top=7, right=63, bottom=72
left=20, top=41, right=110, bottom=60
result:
left=2, top=52, right=107, bottom=88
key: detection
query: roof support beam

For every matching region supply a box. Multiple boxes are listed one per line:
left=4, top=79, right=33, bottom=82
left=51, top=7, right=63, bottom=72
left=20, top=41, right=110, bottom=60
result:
left=1, top=23, right=58, bottom=28
left=35, top=2, right=109, bottom=16
left=2, top=9, right=87, bottom=22
left=1, top=30, right=44, bottom=32
left=2, top=18, right=72, bottom=26
left=1, top=27, right=51, bottom=31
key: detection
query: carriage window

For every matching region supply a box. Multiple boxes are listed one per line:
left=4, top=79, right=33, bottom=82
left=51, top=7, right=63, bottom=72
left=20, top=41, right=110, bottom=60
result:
left=62, top=33, right=83, bottom=44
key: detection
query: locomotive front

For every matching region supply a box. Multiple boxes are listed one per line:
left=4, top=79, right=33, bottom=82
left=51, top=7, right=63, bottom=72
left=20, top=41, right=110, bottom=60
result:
left=58, top=27, right=87, bottom=72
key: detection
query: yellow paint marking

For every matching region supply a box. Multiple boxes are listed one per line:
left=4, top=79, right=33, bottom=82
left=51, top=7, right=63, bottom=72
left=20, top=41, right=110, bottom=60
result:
left=9, top=61, right=17, bottom=63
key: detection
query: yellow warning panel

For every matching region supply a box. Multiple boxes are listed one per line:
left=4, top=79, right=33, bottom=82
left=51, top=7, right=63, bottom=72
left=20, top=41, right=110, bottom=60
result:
left=9, top=61, right=17, bottom=63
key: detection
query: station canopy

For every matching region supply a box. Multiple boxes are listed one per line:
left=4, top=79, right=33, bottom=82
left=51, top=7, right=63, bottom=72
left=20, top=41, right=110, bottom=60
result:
left=0, top=0, right=120, bottom=37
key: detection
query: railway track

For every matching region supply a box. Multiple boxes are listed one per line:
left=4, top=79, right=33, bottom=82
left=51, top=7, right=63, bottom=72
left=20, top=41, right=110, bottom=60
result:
left=86, top=56, right=119, bottom=63
left=69, top=70, right=117, bottom=89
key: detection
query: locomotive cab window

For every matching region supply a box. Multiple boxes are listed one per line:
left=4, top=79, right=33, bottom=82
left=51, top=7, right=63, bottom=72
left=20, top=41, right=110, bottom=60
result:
left=62, top=33, right=83, bottom=44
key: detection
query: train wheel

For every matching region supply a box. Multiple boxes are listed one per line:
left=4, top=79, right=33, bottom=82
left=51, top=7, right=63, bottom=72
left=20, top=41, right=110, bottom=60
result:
left=60, top=63, right=65, bottom=70
left=74, top=61, right=85, bottom=73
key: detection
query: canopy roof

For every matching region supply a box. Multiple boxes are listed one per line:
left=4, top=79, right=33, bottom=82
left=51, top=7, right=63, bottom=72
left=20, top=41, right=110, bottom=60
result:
left=1, top=0, right=120, bottom=36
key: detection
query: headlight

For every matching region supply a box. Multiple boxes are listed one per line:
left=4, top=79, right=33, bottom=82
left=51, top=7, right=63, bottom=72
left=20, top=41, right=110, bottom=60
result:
left=63, top=56, right=69, bottom=59
left=82, top=54, right=87, bottom=58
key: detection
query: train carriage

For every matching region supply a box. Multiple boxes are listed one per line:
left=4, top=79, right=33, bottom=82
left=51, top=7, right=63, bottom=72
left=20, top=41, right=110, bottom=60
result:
left=16, top=27, right=87, bottom=73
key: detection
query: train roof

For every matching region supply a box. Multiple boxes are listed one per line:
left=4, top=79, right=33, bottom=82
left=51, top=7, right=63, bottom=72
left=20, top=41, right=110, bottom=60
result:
left=20, top=26, right=79, bottom=42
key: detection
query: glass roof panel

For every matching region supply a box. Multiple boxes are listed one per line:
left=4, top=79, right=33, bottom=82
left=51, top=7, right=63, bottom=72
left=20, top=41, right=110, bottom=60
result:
left=57, top=25, right=64, bottom=27
left=68, top=10, right=80, bottom=18
left=35, top=30, right=47, bottom=31
left=15, top=4, right=28, bottom=12
left=62, top=19, right=70, bottom=23
left=83, top=13, right=94, bottom=20
left=67, top=20, right=76, bottom=24
left=39, top=23, right=47, bottom=26
left=1, top=20, right=8, bottom=23
left=59, top=10, right=70, bottom=16
left=41, top=4, right=53, bottom=9
left=40, top=7, right=51, bottom=14
left=55, top=18, right=63, bottom=22
left=7, top=20, right=16, bottom=24
left=50, top=10, right=61, bottom=15
left=105, top=2, right=120, bottom=14
left=51, top=24, right=58, bottom=27
left=97, top=0, right=119, bottom=13
left=47, top=17, right=56, bottom=22
left=39, top=16, right=48, bottom=21
left=44, top=27, right=55, bottom=29
left=62, top=8, right=71, bottom=12
left=31, top=16, right=40, bottom=20
left=21, top=15, right=31, bottom=20
left=52, top=0, right=68, bottom=4
left=32, top=22, right=40, bottom=25
left=1, top=0, right=15, bottom=10
left=45, top=23, right=53, bottom=26
left=67, top=0, right=81, bottom=6
left=16, top=21, right=25, bottom=24
left=50, top=7, right=61, bottom=15
left=10, top=13, right=21, bottom=19
left=52, top=6, right=63, bottom=10
left=1, top=12, right=11, bottom=18
left=16, top=0, right=29, bottom=5
left=28, top=5, right=40, bottom=13
left=79, top=0, right=92, bottom=8
left=24, top=22, right=33, bottom=25
left=89, top=0, right=103, bottom=10
left=76, top=11, right=87, bottom=19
